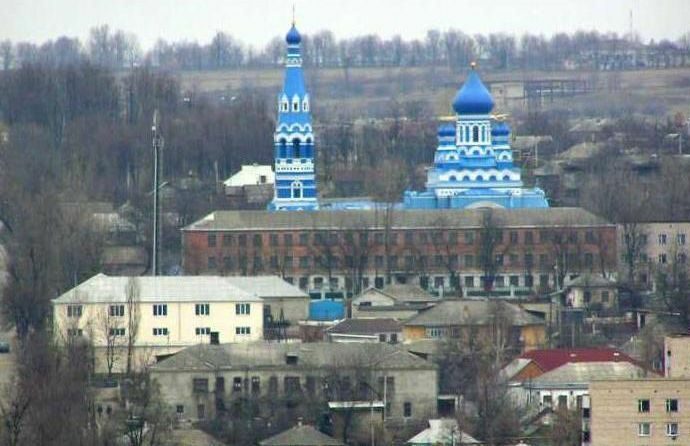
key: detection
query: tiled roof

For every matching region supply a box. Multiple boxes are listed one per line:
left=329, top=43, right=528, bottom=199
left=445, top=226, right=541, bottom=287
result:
left=327, top=318, right=402, bottom=335
left=51, top=273, right=306, bottom=304
left=260, top=424, right=343, bottom=446
left=520, top=348, right=637, bottom=373
left=184, top=208, right=611, bottom=232
left=151, top=342, right=435, bottom=372
left=404, top=300, right=545, bottom=328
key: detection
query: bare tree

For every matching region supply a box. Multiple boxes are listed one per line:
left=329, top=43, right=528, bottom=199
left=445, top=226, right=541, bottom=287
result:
left=0, top=382, right=31, bottom=446
left=99, top=305, right=124, bottom=378
left=125, top=277, right=141, bottom=376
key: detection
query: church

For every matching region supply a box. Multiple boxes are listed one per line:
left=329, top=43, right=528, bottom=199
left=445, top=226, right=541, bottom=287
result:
left=269, top=23, right=548, bottom=211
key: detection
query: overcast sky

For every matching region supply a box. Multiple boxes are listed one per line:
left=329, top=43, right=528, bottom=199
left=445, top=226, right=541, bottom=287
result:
left=3, top=0, right=689, bottom=50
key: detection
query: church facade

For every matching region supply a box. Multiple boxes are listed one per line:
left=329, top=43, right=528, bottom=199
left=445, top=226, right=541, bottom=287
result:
left=268, top=24, right=318, bottom=211
left=268, top=23, right=547, bottom=211
left=403, top=65, right=548, bottom=209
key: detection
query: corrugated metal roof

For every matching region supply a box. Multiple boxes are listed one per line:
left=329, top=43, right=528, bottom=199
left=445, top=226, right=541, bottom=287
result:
left=51, top=273, right=306, bottom=304
left=404, top=300, right=545, bottom=327
left=520, top=348, right=636, bottom=373
left=531, top=362, right=648, bottom=387
left=184, top=208, right=611, bottom=232
left=151, top=342, right=436, bottom=371
left=327, top=318, right=402, bottom=335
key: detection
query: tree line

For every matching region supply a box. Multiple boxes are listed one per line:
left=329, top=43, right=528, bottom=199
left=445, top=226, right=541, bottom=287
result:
left=3, top=25, right=690, bottom=72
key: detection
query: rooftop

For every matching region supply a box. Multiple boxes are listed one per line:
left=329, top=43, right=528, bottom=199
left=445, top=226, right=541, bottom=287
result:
left=151, top=342, right=435, bottom=372
left=327, top=318, right=403, bottom=335
left=519, top=348, right=637, bottom=373
left=52, top=273, right=306, bottom=304
left=407, top=418, right=481, bottom=445
left=565, top=274, right=616, bottom=288
left=404, top=300, right=545, bottom=328
left=260, top=423, right=343, bottom=446
left=531, top=361, right=650, bottom=388
left=184, top=208, right=611, bottom=232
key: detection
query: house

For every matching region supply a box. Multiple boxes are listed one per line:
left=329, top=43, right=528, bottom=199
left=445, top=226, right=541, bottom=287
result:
left=522, top=361, right=650, bottom=411
left=564, top=274, right=618, bottom=311
left=407, top=418, right=481, bottom=445
left=503, top=348, right=640, bottom=382
left=351, top=285, right=439, bottom=319
left=259, top=422, right=344, bottom=446
left=52, top=274, right=306, bottom=372
left=224, top=164, right=275, bottom=208
left=150, top=342, right=438, bottom=443
left=588, top=378, right=690, bottom=446
left=326, top=318, right=403, bottom=343
left=403, top=300, right=547, bottom=352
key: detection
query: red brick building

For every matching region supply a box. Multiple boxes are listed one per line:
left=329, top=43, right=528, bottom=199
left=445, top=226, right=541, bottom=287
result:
left=182, top=207, right=617, bottom=296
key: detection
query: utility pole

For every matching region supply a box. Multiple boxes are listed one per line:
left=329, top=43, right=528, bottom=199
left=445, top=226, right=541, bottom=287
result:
left=152, top=110, right=164, bottom=276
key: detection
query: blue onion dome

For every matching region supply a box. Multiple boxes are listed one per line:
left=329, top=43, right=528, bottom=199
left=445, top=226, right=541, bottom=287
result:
left=491, top=121, right=510, bottom=136
left=286, top=24, right=301, bottom=44
left=452, top=64, right=494, bottom=115
left=437, top=124, right=455, bottom=137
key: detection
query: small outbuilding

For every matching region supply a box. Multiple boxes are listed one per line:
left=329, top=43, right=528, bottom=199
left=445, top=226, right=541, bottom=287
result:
left=259, top=422, right=344, bottom=446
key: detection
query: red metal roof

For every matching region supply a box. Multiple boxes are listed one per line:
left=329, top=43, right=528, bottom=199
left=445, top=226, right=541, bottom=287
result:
left=520, top=348, right=637, bottom=373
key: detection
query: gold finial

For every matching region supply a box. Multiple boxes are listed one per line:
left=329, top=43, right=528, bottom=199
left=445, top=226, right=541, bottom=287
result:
left=470, top=61, right=477, bottom=70
left=292, top=4, right=296, bottom=26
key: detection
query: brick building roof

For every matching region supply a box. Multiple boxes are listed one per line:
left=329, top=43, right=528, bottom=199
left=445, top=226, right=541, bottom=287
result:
left=184, top=207, right=611, bottom=232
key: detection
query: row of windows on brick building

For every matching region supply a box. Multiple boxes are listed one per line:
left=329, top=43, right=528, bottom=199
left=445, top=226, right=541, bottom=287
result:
left=206, top=229, right=601, bottom=248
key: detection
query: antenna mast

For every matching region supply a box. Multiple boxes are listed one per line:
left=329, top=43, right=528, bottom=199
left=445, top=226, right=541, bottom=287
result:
left=152, top=110, right=164, bottom=276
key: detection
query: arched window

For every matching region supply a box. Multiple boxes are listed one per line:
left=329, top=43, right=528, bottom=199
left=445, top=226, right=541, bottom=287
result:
left=292, top=138, right=301, bottom=158
left=449, top=175, right=457, bottom=181
left=472, top=126, right=479, bottom=143
left=472, top=149, right=480, bottom=156
left=462, top=175, right=470, bottom=181
left=489, top=175, right=497, bottom=181
left=502, top=175, right=511, bottom=181
left=302, top=99, right=309, bottom=112
left=291, top=181, right=303, bottom=198
left=281, top=99, right=289, bottom=112
left=476, top=175, right=484, bottom=181
left=279, top=138, right=287, bottom=158
left=464, top=126, right=470, bottom=142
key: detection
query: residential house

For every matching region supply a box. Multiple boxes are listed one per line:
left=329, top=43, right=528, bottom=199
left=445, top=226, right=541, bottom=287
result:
left=564, top=274, right=618, bottom=312
left=224, top=164, right=275, bottom=209
left=150, top=342, right=438, bottom=443
left=403, top=300, right=547, bottom=352
left=326, top=318, right=403, bottom=343
left=259, top=422, right=344, bottom=446
left=351, top=285, right=439, bottom=320
left=407, top=418, right=481, bottom=445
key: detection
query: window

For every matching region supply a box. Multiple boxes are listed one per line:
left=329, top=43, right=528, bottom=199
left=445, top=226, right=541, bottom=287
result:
left=638, top=399, right=650, bottom=412
left=584, top=253, right=593, bottom=268
left=235, top=327, right=251, bottom=335
left=472, top=126, right=479, bottom=142
left=207, top=257, right=217, bottom=269
left=299, top=232, right=310, bottom=246
left=403, top=402, right=412, bottom=418
left=679, top=233, right=687, bottom=245
left=233, top=377, right=242, bottom=392
left=195, top=304, right=210, bottom=316
left=153, top=304, right=167, bottom=316
left=193, top=378, right=209, bottom=393
left=67, top=305, right=82, bottom=318
left=305, top=376, right=316, bottom=396
left=238, top=234, right=247, bottom=247
left=659, top=253, right=667, bottom=264
left=109, top=305, right=124, bottom=317
left=464, top=255, right=474, bottom=268
left=283, top=256, right=293, bottom=269
left=253, top=234, right=262, bottom=247
left=524, top=231, right=534, bottom=244
left=268, top=376, right=278, bottom=395
left=464, top=231, right=475, bottom=244
left=223, top=256, right=233, bottom=270
left=659, top=233, right=668, bottom=245
left=539, top=274, right=549, bottom=288
left=509, top=275, right=519, bottom=286
left=197, top=404, right=205, bottom=419
left=299, top=256, right=310, bottom=268
left=109, top=328, right=125, bottom=336
left=464, top=276, right=475, bottom=288
left=236, top=303, right=251, bottom=315
left=525, top=275, right=534, bottom=288
left=284, top=376, right=301, bottom=395
left=666, top=422, right=678, bottom=437
left=542, top=395, right=552, bottom=406
left=269, top=234, right=279, bottom=246
left=251, top=377, right=260, bottom=395
left=585, top=231, right=596, bottom=243
left=405, top=232, right=414, bottom=245
left=524, top=253, right=534, bottom=267
left=667, top=398, right=679, bottom=412
left=509, top=231, right=518, bottom=244
left=601, top=291, right=609, bottom=303
left=222, top=234, right=234, bottom=246
left=176, top=405, right=184, bottom=414
left=67, top=328, right=83, bottom=337
left=207, top=234, right=217, bottom=247
left=195, top=327, right=211, bottom=335
left=284, top=234, right=293, bottom=246
left=153, top=328, right=168, bottom=336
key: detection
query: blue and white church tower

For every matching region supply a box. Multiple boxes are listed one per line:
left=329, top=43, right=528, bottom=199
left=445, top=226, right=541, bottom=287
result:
left=403, top=65, right=548, bottom=209
left=269, top=23, right=318, bottom=211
